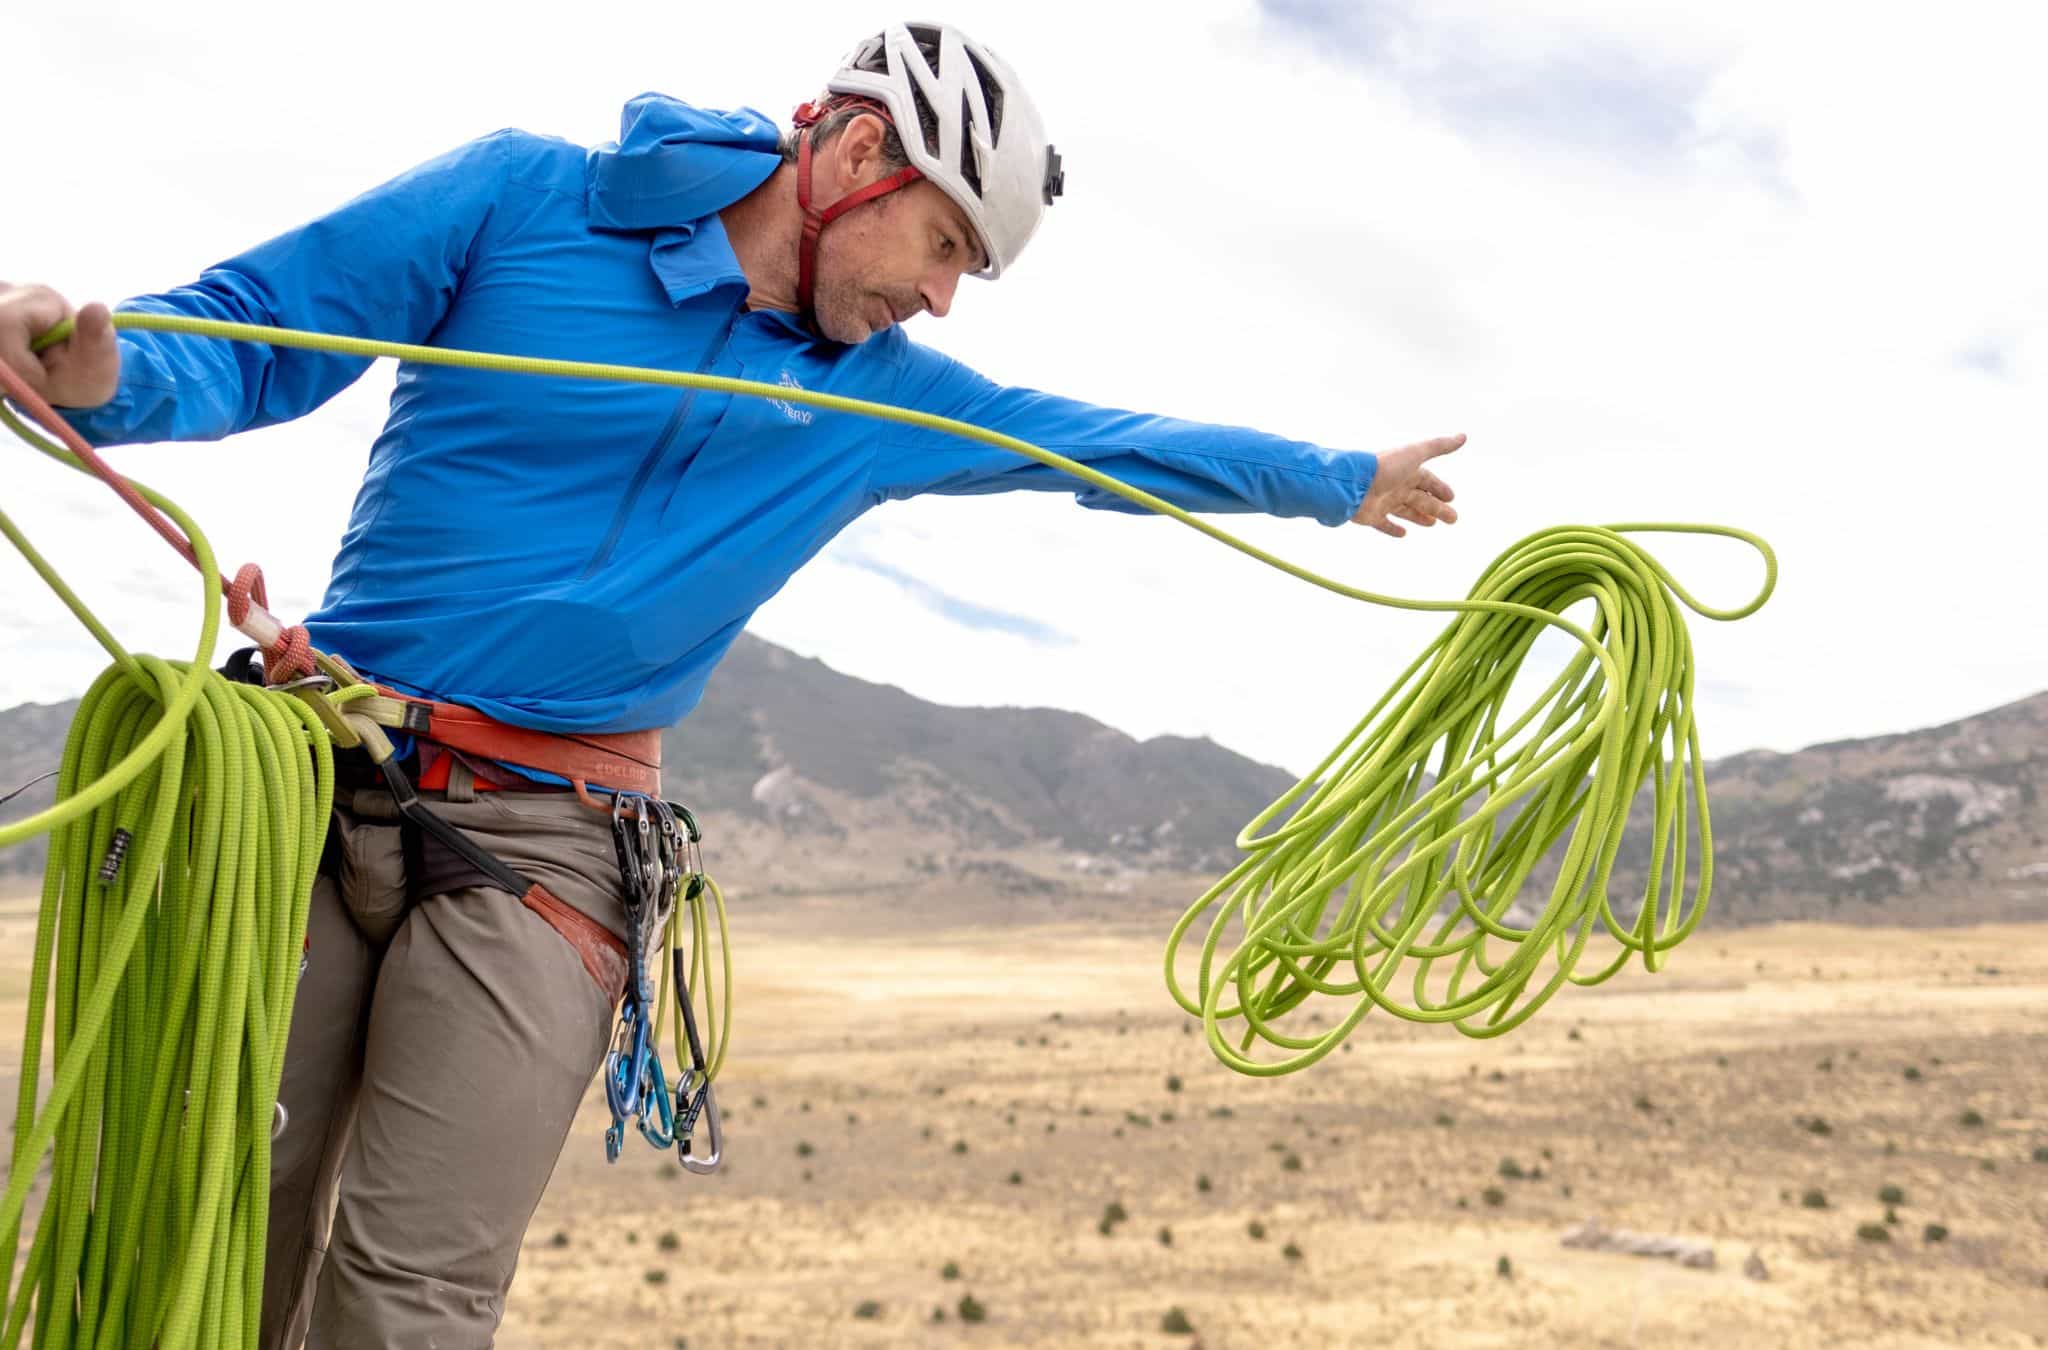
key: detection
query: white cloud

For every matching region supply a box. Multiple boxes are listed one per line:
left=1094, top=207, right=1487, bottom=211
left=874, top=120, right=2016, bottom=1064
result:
left=6, top=0, right=2044, bottom=778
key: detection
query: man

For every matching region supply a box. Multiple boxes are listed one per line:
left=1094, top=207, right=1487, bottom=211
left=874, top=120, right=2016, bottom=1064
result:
left=1, top=21, right=1461, bottom=1347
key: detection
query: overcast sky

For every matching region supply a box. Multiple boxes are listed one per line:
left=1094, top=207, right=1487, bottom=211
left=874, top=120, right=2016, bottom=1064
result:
left=6, top=1, right=2044, bottom=779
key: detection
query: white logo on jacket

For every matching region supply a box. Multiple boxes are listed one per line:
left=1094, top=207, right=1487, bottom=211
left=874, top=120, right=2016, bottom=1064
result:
left=770, top=371, right=814, bottom=426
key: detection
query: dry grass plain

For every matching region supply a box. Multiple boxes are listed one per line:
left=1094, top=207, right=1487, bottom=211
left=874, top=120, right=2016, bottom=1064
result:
left=5, top=894, right=2046, bottom=1348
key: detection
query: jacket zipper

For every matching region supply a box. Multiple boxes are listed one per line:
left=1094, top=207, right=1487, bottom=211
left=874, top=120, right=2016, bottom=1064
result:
left=580, top=307, right=741, bottom=579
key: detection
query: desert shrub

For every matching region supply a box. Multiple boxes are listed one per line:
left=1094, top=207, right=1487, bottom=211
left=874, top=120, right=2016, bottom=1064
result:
left=957, top=1294, right=986, bottom=1323
left=1801, top=1189, right=1828, bottom=1209
left=1162, top=1308, right=1194, bottom=1335
left=1855, top=1223, right=1890, bottom=1243
left=1878, top=1185, right=1905, bottom=1205
left=854, top=1301, right=882, bottom=1319
left=1482, top=1187, right=1506, bottom=1207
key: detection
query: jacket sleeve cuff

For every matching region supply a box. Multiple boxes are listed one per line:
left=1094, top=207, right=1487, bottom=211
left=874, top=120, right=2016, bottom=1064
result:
left=1315, top=450, right=1376, bottom=527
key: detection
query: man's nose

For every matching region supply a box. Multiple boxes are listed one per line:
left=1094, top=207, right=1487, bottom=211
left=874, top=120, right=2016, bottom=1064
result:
left=920, top=268, right=960, bottom=319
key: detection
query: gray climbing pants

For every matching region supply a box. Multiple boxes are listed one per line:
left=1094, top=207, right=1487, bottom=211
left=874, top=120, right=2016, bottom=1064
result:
left=259, top=767, right=634, bottom=1349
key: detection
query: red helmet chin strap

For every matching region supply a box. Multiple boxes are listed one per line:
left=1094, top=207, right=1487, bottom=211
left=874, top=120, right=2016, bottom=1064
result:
left=793, top=97, right=924, bottom=322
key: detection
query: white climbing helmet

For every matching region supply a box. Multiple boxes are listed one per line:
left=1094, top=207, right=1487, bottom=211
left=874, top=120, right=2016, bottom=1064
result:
left=818, top=22, right=1063, bottom=280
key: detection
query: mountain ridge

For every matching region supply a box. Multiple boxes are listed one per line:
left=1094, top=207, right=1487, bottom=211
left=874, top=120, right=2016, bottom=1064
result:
left=3, top=636, right=2043, bottom=927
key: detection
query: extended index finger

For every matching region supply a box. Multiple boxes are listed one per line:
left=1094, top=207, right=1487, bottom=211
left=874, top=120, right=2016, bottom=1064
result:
left=1423, top=433, right=1467, bottom=459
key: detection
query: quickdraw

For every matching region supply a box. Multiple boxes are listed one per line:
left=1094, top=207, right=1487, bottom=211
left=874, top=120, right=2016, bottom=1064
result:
left=604, top=793, right=721, bottom=1173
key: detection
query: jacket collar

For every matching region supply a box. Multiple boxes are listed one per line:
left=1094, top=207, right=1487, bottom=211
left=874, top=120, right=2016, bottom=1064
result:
left=586, top=94, right=783, bottom=307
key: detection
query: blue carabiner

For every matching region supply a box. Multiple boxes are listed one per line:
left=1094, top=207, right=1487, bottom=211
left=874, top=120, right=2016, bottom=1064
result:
left=603, top=1001, right=653, bottom=1123
left=636, top=1053, right=675, bottom=1150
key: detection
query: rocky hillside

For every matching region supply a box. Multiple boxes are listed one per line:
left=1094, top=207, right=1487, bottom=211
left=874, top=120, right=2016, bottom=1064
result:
left=1625, top=691, right=2048, bottom=925
left=3, top=640, right=2044, bottom=926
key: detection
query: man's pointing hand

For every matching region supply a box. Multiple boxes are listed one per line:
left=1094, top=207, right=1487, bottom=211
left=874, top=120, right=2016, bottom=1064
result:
left=1351, top=433, right=1463, bottom=538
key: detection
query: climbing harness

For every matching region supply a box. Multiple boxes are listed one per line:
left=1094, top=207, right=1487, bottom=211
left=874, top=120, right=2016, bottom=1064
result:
left=3, top=306, right=1773, bottom=1347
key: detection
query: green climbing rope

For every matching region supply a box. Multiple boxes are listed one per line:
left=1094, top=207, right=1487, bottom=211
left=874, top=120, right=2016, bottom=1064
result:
left=2, top=308, right=1774, bottom=1342
left=0, top=459, right=332, bottom=1349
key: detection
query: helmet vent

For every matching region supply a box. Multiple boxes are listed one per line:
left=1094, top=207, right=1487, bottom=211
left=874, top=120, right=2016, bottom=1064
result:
left=906, top=77, right=940, bottom=157
left=964, top=47, right=1005, bottom=144
left=958, top=92, right=984, bottom=197
left=907, top=23, right=944, bottom=69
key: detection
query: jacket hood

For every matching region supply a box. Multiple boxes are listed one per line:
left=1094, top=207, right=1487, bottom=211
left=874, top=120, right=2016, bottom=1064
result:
left=585, top=93, right=783, bottom=233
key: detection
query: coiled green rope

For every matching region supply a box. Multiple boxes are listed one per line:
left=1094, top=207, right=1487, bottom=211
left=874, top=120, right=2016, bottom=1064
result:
left=0, top=456, right=332, bottom=1349
left=1165, top=523, right=1771, bottom=1073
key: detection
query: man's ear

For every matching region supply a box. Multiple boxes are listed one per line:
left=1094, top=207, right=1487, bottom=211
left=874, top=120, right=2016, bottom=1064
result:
left=836, top=112, right=890, bottom=187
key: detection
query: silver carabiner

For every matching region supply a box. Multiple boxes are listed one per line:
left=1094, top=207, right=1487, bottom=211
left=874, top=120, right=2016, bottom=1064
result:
left=677, top=1081, right=722, bottom=1175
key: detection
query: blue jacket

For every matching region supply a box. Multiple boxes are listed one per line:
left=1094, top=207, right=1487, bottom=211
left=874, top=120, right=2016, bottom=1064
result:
left=62, top=96, right=1377, bottom=734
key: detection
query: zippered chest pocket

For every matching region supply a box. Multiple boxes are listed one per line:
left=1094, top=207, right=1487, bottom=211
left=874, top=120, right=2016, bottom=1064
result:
left=578, top=307, right=742, bottom=579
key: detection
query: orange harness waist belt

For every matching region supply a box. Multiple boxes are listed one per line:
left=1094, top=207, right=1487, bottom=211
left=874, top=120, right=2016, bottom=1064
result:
left=367, top=687, right=663, bottom=798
